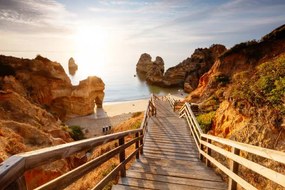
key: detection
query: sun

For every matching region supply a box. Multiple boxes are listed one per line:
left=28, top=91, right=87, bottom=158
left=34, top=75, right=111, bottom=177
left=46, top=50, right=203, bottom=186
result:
left=72, top=26, right=111, bottom=75
left=74, top=26, right=109, bottom=54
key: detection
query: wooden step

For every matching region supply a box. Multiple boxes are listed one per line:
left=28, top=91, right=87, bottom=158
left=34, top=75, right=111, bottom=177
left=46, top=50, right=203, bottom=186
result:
left=124, top=171, right=227, bottom=189
left=112, top=99, right=226, bottom=190
left=143, top=147, right=198, bottom=154
left=135, top=156, right=204, bottom=169
left=143, top=153, right=200, bottom=162
left=143, top=149, right=197, bottom=158
left=112, top=184, right=152, bottom=190
left=128, top=165, right=223, bottom=182
left=117, top=177, right=221, bottom=190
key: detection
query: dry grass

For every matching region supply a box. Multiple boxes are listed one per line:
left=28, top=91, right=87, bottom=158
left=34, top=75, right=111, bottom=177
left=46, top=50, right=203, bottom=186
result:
left=64, top=112, right=144, bottom=190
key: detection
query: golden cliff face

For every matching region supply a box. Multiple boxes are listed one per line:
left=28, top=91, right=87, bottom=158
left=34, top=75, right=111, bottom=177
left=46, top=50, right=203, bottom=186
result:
left=185, top=25, right=285, bottom=189
left=186, top=25, right=285, bottom=142
left=0, top=55, right=105, bottom=120
left=0, top=55, right=105, bottom=188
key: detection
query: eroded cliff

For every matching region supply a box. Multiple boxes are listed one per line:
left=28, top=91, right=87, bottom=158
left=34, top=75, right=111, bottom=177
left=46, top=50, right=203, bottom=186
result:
left=0, top=55, right=105, bottom=120
left=0, top=55, right=105, bottom=188
left=186, top=24, right=285, bottom=189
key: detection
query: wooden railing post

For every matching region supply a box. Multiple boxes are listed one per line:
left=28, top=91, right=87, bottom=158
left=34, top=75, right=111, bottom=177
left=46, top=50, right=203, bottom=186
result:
left=206, top=138, right=212, bottom=167
left=228, top=147, right=240, bottom=190
left=199, top=137, right=204, bottom=161
left=119, top=137, right=126, bottom=177
left=6, top=175, right=27, bottom=190
left=135, top=133, right=139, bottom=159
left=140, top=131, right=144, bottom=155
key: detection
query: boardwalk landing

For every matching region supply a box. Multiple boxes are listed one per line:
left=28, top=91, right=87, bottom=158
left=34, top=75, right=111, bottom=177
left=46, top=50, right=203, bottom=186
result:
left=112, top=99, right=227, bottom=190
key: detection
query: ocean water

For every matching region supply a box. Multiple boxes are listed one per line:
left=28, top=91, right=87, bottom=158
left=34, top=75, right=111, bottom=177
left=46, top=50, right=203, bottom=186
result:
left=2, top=51, right=183, bottom=102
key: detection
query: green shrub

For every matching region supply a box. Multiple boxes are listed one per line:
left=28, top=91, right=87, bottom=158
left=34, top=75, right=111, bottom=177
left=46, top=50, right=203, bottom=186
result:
left=131, top=112, right=142, bottom=118
left=68, top=125, right=85, bottom=141
left=196, top=111, right=216, bottom=133
left=215, top=74, right=230, bottom=85
left=131, top=120, right=142, bottom=129
left=230, top=54, right=285, bottom=113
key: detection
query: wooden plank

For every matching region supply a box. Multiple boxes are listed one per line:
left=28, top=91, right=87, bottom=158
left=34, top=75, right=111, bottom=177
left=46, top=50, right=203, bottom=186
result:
left=143, top=147, right=197, bottom=154
left=143, top=149, right=197, bottom=158
left=135, top=157, right=205, bottom=169
left=146, top=133, right=191, bottom=139
left=143, top=145, right=195, bottom=151
left=112, top=184, right=154, bottom=190
left=228, top=147, right=240, bottom=190
left=119, top=137, right=126, bottom=177
left=131, top=161, right=213, bottom=172
left=118, top=177, right=218, bottom=190
left=126, top=171, right=227, bottom=189
left=143, top=153, right=199, bottom=161
left=130, top=159, right=213, bottom=174
left=146, top=134, right=193, bottom=140
left=144, top=142, right=196, bottom=149
left=128, top=164, right=222, bottom=182
left=144, top=139, right=195, bottom=146
left=147, top=134, right=192, bottom=140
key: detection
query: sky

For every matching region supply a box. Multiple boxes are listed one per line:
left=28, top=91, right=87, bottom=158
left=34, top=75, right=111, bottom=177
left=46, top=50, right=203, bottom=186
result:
left=0, top=0, right=285, bottom=69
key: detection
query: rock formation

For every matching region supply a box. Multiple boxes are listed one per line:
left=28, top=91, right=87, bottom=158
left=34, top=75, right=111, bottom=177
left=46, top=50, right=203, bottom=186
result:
left=52, top=76, right=105, bottom=118
left=68, top=57, right=78, bottom=76
left=136, top=53, right=164, bottom=84
left=0, top=55, right=105, bottom=120
left=0, top=54, right=105, bottom=188
left=136, top=45, right=226, bottom=92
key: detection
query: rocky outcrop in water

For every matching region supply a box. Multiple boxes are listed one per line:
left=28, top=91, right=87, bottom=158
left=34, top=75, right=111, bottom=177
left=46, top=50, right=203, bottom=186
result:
left=0, top=55, right=105, bottom=120
left=136, top=53, right=165, bottom=84
left=68, top=57, right=78, bottom=76
left=136, top=45, right=226, bottom=92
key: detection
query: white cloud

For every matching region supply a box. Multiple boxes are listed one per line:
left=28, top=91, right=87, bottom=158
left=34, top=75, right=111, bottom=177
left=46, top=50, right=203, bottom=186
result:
left=0, top=0, right=75, bottom=34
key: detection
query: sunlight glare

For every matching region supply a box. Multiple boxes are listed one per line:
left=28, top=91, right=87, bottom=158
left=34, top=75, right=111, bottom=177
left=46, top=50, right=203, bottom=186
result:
left=73, top=26, right=111, bottom=77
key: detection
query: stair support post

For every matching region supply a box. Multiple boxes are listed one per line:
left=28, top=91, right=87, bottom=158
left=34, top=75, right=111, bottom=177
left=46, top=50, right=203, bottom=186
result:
left=119, top=137, right=126, bottom=177
left=228, top=147, right=240, bottom=190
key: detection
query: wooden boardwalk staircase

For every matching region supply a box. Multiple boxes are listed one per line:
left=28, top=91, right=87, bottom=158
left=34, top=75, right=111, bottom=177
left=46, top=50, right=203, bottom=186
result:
left=113, top=99, right=226, bottom=189
left=1, top=94, right=285, bottom=190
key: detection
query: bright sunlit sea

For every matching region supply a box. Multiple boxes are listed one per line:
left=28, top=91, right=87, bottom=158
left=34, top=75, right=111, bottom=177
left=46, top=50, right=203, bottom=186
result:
left=3, top=51, right=183, bottom=102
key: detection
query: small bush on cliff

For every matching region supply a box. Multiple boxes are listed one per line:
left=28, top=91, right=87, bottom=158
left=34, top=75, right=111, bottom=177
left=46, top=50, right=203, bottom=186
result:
left=196, top=111, right=216, bottom=133
left=215, top=74, right=230, bottom=85
left=221, top=40, right=259, bottom=58
left=230, top=54, right=285, bottom=113
left=132, top=112, right=142, bottom=118
left=68, top=125, right=85, bottom=141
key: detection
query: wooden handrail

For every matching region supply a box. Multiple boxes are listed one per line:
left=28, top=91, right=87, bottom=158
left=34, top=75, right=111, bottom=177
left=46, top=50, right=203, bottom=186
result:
left=169, top=94, right=285, bottom=189
left=0, top=94, right=157, bottom=190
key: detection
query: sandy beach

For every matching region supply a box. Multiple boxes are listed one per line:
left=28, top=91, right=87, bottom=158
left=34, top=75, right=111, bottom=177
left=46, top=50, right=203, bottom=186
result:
left=66, top=99, right=150, bottom=137
left=66, top=94, right=186, bottom=137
